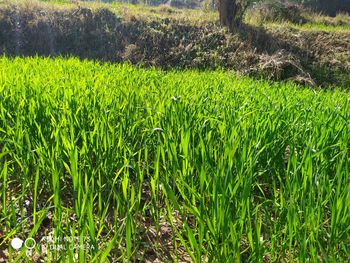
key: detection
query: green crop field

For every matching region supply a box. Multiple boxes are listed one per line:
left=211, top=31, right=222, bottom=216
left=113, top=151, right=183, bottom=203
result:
left=0, top=57, right=350, bottom=262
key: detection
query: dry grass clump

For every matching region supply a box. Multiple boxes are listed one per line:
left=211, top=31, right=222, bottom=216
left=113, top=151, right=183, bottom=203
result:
left=251, top=50, right=315, bottom=86
left=306, top=12, right=350, bottom=26
left=246, top=1, right=308, bottom=25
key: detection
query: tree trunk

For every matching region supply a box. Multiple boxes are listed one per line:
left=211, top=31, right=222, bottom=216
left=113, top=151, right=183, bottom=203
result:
left=218, top=0, right=245, bottom=30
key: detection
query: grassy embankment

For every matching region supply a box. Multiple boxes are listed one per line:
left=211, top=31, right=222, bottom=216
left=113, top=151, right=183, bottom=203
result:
left=1, top=0, right=349, bottom=88
left=0, top=57, right=350, bottom=262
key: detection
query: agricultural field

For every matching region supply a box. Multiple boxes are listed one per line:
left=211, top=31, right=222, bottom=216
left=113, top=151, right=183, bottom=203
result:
left=0, top=57, right=350, bottom=262
left=1, top=0, right=350, bottom=262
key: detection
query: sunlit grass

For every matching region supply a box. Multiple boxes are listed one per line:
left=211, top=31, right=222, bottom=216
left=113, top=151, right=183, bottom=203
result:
left=0, top=56, right=349, bottom=261
left=0, top=0, right=218, bottom=24
left=264, top=21, right=350, bottom=32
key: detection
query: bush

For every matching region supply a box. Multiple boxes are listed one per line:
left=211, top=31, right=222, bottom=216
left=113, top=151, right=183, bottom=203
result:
left=246, top=1, right=308, bottom=25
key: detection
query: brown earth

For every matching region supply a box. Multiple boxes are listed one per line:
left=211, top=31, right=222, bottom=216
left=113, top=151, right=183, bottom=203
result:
left=0, top=4, right=349, bottom=88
